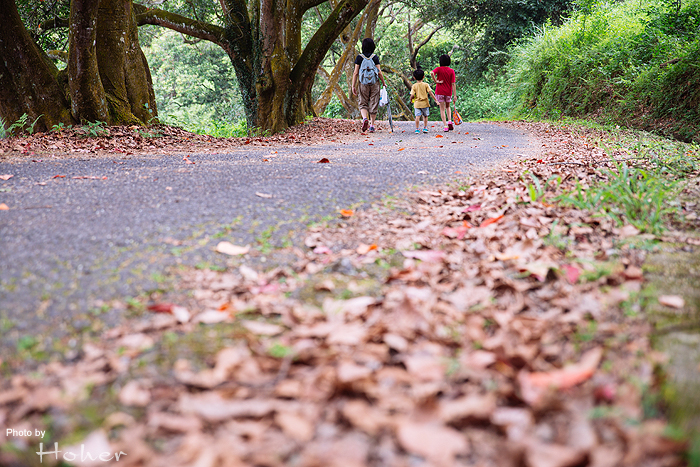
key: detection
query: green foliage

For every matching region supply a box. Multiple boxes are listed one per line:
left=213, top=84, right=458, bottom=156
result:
left=1, top=113, right=44, bottom=137
left=411, top=0, right=575, bottom=79
left=508, top=0, right=700, bottom=141
left=141, top=28, right=244, bottom=133
left=80, top=121, right=108, bottom=138
left=456, top=72, right=518, bottom=120
left=557, top=160, right=678, bottom=234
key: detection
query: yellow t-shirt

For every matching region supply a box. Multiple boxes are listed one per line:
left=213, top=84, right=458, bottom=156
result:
left=411, top=82, right=431, bottom=109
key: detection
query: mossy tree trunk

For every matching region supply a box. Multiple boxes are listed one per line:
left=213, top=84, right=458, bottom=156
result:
left=0, top=0, right=74, bottom=133
left=0, top=0, right=156, bottom=135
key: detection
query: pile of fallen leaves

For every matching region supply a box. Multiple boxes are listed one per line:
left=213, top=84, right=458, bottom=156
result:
left=0, top=122, right=693, bottom=467
left=0, top=118, right=362, bottom=159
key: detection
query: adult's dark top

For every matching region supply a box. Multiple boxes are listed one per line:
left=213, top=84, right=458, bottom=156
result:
left=354, top=54, right=380, bottom=66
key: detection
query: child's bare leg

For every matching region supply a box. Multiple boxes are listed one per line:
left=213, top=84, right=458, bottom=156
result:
left=423, top=115, right=429, bottom=129
left=415, top=115, right=420, bottom=130
left=439, top=102, right=448, bottom=127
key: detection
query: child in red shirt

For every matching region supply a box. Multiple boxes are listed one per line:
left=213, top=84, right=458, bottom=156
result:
left=431, top=54, right=456, bottom=132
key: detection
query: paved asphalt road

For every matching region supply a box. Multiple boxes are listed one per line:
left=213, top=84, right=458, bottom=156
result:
left=0, top=121, right=532, bottom=355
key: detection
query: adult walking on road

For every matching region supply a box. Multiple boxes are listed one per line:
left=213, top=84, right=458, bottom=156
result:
left=352, top=38, right=386, bottom=133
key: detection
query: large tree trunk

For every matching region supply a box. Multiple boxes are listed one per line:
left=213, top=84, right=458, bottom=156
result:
left=0, top=0, right=74, bottom=133
left=95, top=0, right=156, bottom=124
left=1, top=0, right=157, bottom=135
left=69, top=0, right=109, bottom=122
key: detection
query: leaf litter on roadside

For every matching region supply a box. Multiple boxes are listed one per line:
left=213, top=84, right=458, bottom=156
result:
left=0, top=121, right=693, bottom=466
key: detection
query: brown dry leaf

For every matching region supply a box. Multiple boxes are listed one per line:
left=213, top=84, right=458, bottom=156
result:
left=215, top=241, right=250, bottom=256
left=194, top=309, right=232, bottom=324
left=524, top=439, right=587, bottom=467
left=341, top=400, right=389, bottom=436
left=658, top=295, right=684, bottom=309
left=402, top=249, right=445, bottom=263
left=178, top=392, right=277, bottom=422
left=118, top=380, right=150, bottom=407
left=439, top=393, right=497, bottom=423
left=274, top=411, right=315, bottom=442
left=336, top=360, right=372, bottom=383
left=396, top=420, right=469, bottom=464
left=240, top=320, right=284, bottom=336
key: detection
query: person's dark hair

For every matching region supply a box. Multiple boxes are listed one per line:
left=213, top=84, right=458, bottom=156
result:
left=361, top=38, right=376, bottom=55
left=413, top=69, right=425, bottom=80
left=439, top=54, right=451, bottom=67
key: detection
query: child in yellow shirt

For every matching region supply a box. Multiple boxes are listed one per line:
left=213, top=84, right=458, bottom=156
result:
left=410, top=69, right=437, bottom=133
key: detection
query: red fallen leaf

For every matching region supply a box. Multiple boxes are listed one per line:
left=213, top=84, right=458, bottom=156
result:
left=147, top=303, right=174, bottom=313
left=537, top=159, right=544, bottom=163
left=437, top=145, right=443, bottom=148
left=317, top=158, right=330, bottom=163
left=463, top=204, right=481, bottom=213
left=454, top=171, right=462, bottom=174
left=368, top=143, right=374, bottom=146
left=244, top=139, right=251, bottom=144
left=53, top=175, right=66, bottom=178
left=398, top=148, right=405, bottom=151
left=262, top=158, right=269, bottom=162
left=518, top=347, right=603, bottom=406
left=442, top=222, right=471, bottom=240
left=339, top=209, right=354, bottom=217
left=562, top=264, right=581, bottom=284
left=435, top=135, right=444, bottom=138
left=479, top=215, right=504, bottom=228
left=0, top=203, right=9, bottom=211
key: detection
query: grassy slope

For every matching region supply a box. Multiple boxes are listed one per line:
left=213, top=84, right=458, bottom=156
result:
left=507, top=0, right=700, bottom=141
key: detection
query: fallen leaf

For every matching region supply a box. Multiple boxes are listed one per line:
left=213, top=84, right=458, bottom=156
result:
left=562, top=264, right=581, bottom=284
left=147, top=302, right=174, bottom=313
left=340, top=209, right=354, bottom=217
left=118, top=381, right=150, bottom=407
left=518, top=347, right=604, bottom=406
left=194, top=309, right=232, bottom=324
left=402, top=249, right=445, bottom=263
left=317, top=158, right=330, bottom=163
left=356, top=243, right=377, bottom=255
left=0, top=203, right=9, bottom=210
left=215, top=241, right=250, bottom=256
left=435, top=134, right=444, bottom=138
left=0, top=174, right=13, bottom=180
left=255, top=192, right=273, bottom=198
left=658, top=295, right=684, bottom=309
left=463, top=204, right=481, bottom=212
left=240, top=320, right=284, bottom=336
left=53, top=174, right=66, bottom=178
left=479, top=215, right=504, bottom=228
left=396, top=420, right=468, bottom=464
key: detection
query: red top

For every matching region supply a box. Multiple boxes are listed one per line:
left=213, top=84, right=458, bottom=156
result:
left=432, top=66, right=455, bottom=96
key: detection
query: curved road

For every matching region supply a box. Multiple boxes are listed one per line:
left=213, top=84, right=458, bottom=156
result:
left=0, top=121, right=532, bottom=356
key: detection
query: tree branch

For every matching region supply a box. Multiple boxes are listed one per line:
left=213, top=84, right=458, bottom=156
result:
left=381, top=63, right=412, bottom=92
left=290, top=0, right=369, bottom=88
left=134, top=5, right=226, bottom=49
left=38, top=17, right=69, bottom=32
left=411, top=25, right=443, bottom=67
